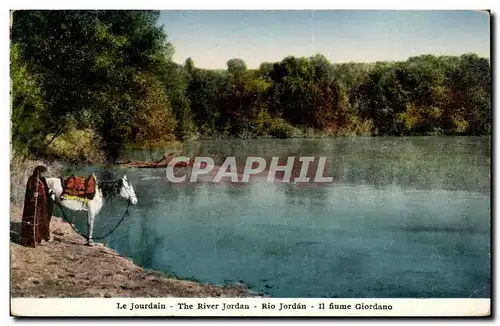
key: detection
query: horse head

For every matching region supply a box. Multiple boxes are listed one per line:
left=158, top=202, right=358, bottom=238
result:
left=120, top=174, right=138, bottom=205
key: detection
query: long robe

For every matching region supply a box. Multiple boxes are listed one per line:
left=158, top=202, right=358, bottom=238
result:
left=20, top=174, right=51, bottom=246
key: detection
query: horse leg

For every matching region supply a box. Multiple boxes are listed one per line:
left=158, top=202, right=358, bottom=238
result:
left=87, top=210, right=95, bottom=246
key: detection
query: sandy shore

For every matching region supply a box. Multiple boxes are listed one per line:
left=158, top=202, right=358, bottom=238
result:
left=10, top=206, right=257, bottom=298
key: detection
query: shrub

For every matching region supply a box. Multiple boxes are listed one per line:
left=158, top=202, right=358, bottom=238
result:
left=46, top=129, right=105, bottom=163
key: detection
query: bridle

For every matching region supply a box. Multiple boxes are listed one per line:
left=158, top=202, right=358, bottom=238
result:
left=99, top=179, right=136, bottom=203
left=55, top=177, right=136, bottom=242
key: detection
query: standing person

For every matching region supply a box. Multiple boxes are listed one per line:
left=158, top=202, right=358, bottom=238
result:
left=20, top=165, right=52, bottom=247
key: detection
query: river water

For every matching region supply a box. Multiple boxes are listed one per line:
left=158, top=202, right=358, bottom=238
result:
left=62, top=137, right=491, bottom=298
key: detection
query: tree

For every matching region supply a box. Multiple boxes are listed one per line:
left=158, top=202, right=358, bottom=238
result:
left=11, top=10, right=491, bottom=156
left=185, top=57, right=195, bottom=75
left=11, top=10, right=179, bottom=160
left=227, top=58, right=247, bottom=75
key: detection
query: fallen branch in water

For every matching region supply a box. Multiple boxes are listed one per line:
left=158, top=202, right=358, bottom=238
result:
left=116, top=152, right=184, bottom=168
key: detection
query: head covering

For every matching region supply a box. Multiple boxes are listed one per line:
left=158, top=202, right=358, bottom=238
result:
left=20, top=165, right=51, bottom=246
left=32, top=165, right=47, bottom=177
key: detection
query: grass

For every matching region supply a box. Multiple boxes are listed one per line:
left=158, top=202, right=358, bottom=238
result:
left=10, top=154, right=63, bottom=204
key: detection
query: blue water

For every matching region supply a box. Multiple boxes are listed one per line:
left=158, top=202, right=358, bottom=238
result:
left=59, top=137, right=491, bottom=298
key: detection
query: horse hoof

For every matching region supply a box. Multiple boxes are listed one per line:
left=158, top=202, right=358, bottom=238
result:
left=87, top=241, right=94, bottom=247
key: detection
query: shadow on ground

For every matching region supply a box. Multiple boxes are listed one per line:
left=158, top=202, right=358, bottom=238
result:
left=10, top=221, right=22, bottom=244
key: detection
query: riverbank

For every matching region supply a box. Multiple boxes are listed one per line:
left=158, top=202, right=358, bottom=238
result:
left=10, top=205, right=257, bottom=298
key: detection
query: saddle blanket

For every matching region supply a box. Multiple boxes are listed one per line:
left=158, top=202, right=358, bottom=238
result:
left=62, top=174, right=96, bottom=202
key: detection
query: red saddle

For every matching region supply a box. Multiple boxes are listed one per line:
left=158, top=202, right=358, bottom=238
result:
left=62, top=174, right=96, bottom=200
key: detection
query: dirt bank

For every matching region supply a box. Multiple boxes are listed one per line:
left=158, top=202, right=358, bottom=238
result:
left=10, top=206, right=257, bottom=298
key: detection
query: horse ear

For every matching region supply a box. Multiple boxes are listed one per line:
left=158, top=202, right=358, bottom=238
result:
left=123, top=175, right=128, bottom=181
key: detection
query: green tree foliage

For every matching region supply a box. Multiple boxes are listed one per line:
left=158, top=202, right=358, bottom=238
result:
left=10, top=43, right=47, bottom=156
left=226, top=58, right=247, bottom=75
left=352, top=55, right=491, bottom=136
left=11, top=10, right=179, bottom=161
left=11, top=10, right=491, bottom=163
left=185, top=62, right=227, bottom=136
left=185, top=52, right=500, bottom=139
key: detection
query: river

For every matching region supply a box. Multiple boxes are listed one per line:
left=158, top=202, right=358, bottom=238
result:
left=62, top=137, right=491, bottom=298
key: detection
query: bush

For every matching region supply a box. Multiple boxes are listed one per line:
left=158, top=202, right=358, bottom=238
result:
left=46, top=129, right=105, bottom=163
left=266, top=117, right=295, bottom=138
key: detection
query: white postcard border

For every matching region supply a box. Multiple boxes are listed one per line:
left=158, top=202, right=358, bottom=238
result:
left=10, top=298, right=490, bottom=317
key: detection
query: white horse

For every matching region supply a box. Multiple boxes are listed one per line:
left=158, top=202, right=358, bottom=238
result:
left=46, top=174, right=138, bottom=246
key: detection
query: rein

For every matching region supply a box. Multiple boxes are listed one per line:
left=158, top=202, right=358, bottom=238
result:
left=54, top=179, right=132, bottom=242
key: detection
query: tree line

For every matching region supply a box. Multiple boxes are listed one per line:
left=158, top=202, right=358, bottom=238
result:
left=10, top=10, right=491, bottom=162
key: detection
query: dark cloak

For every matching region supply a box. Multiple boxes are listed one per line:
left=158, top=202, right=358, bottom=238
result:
left=20, top=166, right=53, bottom=246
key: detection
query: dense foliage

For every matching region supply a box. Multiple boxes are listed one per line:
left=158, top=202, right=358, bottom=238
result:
left=10, top=10, right=491, bottom=161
